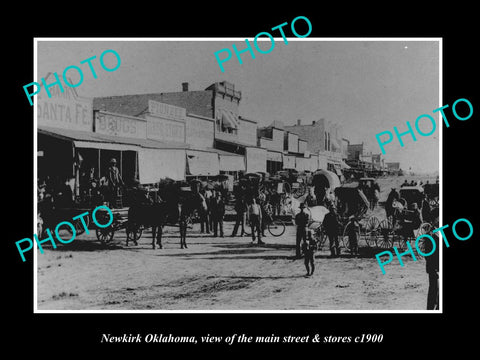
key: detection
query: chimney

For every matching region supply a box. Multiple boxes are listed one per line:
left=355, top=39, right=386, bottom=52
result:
left=297, top=119, right=301, bottom=125
left=312, top=120, right=316, bottom=125
left=182, top=82, right=189, bottom=92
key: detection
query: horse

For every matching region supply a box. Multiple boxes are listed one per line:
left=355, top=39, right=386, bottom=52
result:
left=127, top=188, right=203, bottom=249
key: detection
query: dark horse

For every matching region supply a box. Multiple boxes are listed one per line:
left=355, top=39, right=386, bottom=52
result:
left=127, top=184, right=202, bottom=249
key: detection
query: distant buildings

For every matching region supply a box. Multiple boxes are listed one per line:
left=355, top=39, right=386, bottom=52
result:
left=346, top=142, right=388, bottom=177
left=284, top=118, right=348, bottom=178
left=39, top=78, right=385, bottom=199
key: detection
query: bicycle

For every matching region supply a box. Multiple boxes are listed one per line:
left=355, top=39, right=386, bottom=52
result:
left=243, top=202, right=286, bottom=237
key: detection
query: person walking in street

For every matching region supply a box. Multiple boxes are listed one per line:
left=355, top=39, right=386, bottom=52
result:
left=248, top=198, right=264, bottom=245
left=345, top=215, right=360, bottom=256
left=323, top=205, right=340, bottom=257
left=179, top=203, right=188, bottom=249
left=425, top=220, right=439, bottom=310
left=211, top=191, right=225, bottom=237
left=231, top=194, right=247, bottom=237
left=302, top=229, right=316, bottom=276
left=295, top=203, right=310, bottom=258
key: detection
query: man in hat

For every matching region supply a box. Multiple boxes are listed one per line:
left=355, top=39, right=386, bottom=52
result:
left=231, top=193, right=247, bottom=237
left=211, top=191, right=225, bottom=237
left=248, top=198, right=264, bottom=245
left=107, top=158, right=124, bottom=207
left=302, top=229, right=316, bottom=276
left=402, top=202, right=422, bottom=240
left=323, top=205, right=340, bottom=257
left=295, top=202, right=310, bottom=258
left=345, top=215, right=360, bottom=256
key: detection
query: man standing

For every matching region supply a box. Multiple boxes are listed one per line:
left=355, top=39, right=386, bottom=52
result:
left=248, top=198, right=264, bottom=245
left=107, top=158, right=124, bottom=207
left=198, top=190, right=210, bottom=234
left=295, top=203, right=310, bottom=258
left=211, top=192, right=225, bottom=237
left=323, top=206, right=340, bottom=257
left=302, top=229, right=316, bottom=276
left=231, top=193, right=246, bottom=237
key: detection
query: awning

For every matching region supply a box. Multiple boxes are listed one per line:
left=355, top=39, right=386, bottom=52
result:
left=138, top=148, right=186, bottom=183
left=186, top=150, right=220, bottom=176
left=266, top=150, right=283, bottom=162
left=283, top=155, right=296, bottom=169
left=206, top=148, right=245, bottom=172
left=219, top=154, right=245, bottom=171
left=245, top=147, right=266, bottom=173
left=341, top=160, right=351, bottom=169
left=219, top=109, right=239, bottom=128
left=39, top=126, right=188, bottom=151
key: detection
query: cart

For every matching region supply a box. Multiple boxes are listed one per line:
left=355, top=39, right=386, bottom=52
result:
left=94, top=207, right=142, bottom=245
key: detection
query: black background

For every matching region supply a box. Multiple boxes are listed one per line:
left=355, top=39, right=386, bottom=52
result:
left=6, top=4, right=478, bottom=355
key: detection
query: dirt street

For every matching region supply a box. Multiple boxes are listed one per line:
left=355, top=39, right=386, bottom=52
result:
left=37, top=175, right=435, bottom=311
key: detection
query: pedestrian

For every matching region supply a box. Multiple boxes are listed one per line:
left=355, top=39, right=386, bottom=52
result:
left=425, top=233, right=439, bottom=310
left=247, top=198, right=264, bottom=245
left=198, top=190, right=210, bottom=234
left=231, top=194, right=246, bottom=237
left=302, top=229, right=316, bottom=276
left=258, top=192, right=268, bottom=237
left=206, top=188, right=215, bottom=232
left=179, top=203, right=188, bottom=249
left=294, top=202, right=310, bottom=258
left=401, top=202, right=422, bottom=242
left=211, top=191, right=225, bottom=237
left=107, top=158, right=124, bottom=207
left=401, top=180, right=408, bottom=188
left=345, top=215, right=360, bottom=256
left=323, top=205, right=340, bottom=257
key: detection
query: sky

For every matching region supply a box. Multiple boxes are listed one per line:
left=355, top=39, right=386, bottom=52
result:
left=37, top=39, right=440, bottom=173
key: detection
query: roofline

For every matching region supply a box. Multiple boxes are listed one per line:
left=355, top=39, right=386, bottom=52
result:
left=94, top=109, right=147, bottom=122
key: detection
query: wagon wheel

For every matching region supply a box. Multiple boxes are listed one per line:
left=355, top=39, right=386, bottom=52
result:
left=126, top=223, right=142, bottom=245
left=415, top=222, right=433, bottom=258
left=394, top=232, right=407, bottom=252
left=96, top=226, right=114, bottom=245
left=342, top=226, right=360, bottom=253
left=377, top=219, right=393, bottom=248
left=364, top=216, right=380, bottom=248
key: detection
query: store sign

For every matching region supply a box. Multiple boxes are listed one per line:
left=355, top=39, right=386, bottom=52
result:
left=95, top=111, right=146, bottom=139
left=146, top=116, right=185, bottom=143
left=37, top=84, right=93, bottom=132
left=148, top=100, right=186, bottom=121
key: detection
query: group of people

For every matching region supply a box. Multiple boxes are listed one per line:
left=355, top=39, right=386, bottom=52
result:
left=230, top=189, right=270, bottom=245
left=400, top=179, right=438, bottom=188
left=294, top=201, right=362, bottom=277
left=197, top=189, right=226, bottom=237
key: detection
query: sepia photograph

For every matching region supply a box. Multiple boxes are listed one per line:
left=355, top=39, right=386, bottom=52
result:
left=34, top=38, right=441, bottom=312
